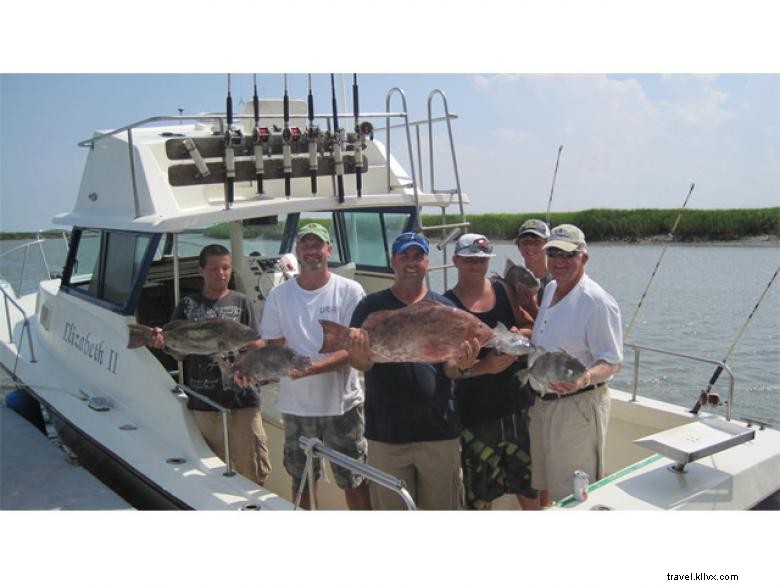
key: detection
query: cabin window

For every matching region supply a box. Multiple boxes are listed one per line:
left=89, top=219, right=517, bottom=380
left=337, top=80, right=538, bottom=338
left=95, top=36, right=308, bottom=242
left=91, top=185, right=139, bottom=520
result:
left=340, top=210, right=412, bottom=269
left=62, top=228, right=158, bottom=314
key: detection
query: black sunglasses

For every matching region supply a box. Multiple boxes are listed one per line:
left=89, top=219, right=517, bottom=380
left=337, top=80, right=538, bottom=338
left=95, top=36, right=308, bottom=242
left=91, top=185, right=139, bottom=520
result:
left=546, top=248, right=579, bottom=259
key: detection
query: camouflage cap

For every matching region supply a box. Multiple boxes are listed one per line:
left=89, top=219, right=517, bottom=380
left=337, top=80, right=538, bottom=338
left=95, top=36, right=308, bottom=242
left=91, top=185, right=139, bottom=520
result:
left=296, top=223, right=331, bottom=243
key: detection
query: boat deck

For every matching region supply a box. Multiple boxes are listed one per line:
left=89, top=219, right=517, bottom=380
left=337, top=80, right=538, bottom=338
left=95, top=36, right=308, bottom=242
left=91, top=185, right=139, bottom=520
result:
left=1, top=400, right=134, bottom=510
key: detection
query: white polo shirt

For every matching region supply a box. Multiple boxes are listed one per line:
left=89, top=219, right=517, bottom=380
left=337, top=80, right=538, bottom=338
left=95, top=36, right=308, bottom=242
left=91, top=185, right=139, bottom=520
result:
left=532, top=273, right=623, bottom=369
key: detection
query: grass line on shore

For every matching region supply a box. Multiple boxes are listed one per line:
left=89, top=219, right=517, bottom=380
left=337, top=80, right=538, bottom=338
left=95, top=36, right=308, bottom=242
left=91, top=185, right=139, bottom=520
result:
left=3, top=207, right=778, bottom=243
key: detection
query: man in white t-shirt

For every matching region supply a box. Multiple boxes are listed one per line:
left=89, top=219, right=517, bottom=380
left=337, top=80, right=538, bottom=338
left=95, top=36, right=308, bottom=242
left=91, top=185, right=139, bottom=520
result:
left=529, top=224, right=623, bottom=504
left=260, top=222, right=370, bottom=509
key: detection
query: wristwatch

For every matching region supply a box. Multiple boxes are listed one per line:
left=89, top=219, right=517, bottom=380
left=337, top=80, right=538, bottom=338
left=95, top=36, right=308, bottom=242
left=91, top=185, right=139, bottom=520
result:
left=458, top=366, right=474, bottom=378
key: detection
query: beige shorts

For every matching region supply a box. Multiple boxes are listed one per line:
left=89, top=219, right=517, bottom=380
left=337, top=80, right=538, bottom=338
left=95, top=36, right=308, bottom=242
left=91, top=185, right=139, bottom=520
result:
left=192, top=406, right=272, bottom=486
left=529, top=386, right=610, bottom=502
left=367, top=438, right=463, bottom=510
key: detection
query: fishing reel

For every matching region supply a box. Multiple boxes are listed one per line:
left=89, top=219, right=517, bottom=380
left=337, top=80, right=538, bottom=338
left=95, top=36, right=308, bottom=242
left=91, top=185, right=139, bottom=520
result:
left=697, top=391, right=723, bottom=408
left=282, top=127, right=302, bottom=143
left=224, top=127, right=243, bottom=147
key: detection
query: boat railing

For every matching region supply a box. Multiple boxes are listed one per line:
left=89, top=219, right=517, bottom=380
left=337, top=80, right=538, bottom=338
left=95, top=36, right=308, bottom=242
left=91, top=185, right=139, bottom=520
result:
left=0, top=231, right=69, bottom=299
left=1, top=284, right=37, bottom=368
left=623, top=342, right=735, bottom=420
left=295, top=436, right=416, bottom=510
left=174, top=383, right=236, bottom=477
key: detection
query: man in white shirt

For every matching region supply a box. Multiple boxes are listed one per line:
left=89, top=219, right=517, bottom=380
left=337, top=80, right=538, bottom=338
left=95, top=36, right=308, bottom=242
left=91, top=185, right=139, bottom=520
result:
left=529, top=224, right=623, bottom=504
left=260, top=223, right=370, bottom=509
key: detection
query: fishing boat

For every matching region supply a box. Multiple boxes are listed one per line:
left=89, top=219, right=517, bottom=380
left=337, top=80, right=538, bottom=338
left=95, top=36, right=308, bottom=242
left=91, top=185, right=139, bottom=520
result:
left=1, top=75, right=778, bottom=511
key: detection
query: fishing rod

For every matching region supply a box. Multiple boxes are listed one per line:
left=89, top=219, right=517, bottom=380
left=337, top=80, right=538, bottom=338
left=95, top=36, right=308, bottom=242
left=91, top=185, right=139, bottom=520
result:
left=282, top=74, right=292, bottom=198
left=330, top=73, right=345, bottom=203
left=690, top=264, right=780, bottom=415
left=307, top=74, right=318, bottom=194
left=224, top=73, right=236, bottom=208
left=624, top=182, right=695, bottom=340
left=352, top=73, right=363, bottom=197
left=545, top=144, right=563, bottom=224
left=252, top=74, right=265, bottom=194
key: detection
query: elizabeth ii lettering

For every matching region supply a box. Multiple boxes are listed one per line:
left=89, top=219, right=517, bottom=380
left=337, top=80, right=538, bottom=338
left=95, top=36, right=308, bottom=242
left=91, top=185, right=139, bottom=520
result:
left=62, top=321, right=119, bottom=374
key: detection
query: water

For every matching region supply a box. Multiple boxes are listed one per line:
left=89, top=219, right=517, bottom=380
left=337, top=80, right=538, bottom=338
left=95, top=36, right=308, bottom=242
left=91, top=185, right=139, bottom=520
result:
left=2, top=238, right=779, bottom=427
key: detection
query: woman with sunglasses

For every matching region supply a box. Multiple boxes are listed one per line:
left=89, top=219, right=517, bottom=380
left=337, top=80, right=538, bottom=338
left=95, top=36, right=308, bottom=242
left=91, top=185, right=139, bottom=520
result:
left=528, top=224, right=623, bottom=505
left=445, top=234, right=541, bottom=510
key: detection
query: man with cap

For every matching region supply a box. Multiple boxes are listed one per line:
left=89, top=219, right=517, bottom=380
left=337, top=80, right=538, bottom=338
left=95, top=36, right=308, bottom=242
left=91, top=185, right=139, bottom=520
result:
left=528, top=224, right=623, bottom=504
left=445, top=234, right=540, bottom=510
left=513, top=218, right=553, bottom=316
left=260, top=222, right=371, bottom=509
left=347, top=232, right=480, bottom=510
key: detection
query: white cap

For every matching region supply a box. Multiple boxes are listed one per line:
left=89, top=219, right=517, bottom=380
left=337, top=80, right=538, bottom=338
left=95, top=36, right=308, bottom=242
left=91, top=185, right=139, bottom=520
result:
left=544, top=224, right=586, bottom=252
left=454, top=233, right=496, bottom=258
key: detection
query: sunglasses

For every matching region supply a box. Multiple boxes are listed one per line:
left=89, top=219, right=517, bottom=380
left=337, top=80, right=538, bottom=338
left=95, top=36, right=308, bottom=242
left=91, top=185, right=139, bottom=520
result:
left=546, top=248, right=580, bottom=259
left=392, top=232, right=429, bottom=254
left=456, top=237, right=493, bottom=255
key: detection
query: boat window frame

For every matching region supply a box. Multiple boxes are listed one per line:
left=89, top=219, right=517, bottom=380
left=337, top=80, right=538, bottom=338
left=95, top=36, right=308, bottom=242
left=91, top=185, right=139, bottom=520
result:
left=60, top=227, right=161, bottom=315
left=331, top=206, right=418, bottom=273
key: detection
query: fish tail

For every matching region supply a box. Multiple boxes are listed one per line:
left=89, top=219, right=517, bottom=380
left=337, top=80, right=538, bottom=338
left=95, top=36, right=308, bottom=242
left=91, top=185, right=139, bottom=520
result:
left=127, top=324, right=153, bottom=348
left=319, top=319, right=349, bottom=353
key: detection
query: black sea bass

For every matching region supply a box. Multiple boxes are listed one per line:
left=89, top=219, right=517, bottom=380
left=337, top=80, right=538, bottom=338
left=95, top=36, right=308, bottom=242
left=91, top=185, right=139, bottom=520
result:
left=320, top=300, right=494, bottom=363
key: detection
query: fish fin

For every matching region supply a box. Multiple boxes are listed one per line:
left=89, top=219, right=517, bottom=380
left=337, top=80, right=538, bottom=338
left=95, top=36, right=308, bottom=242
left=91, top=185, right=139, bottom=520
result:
left=504, top=257, right=517, bottom=276
left=162, top=319, right=190, bottom=331
left=127, top=324, right=153, bottom=348
left=493, top=322, right=510, bottom=335
left=319, top=319, right=349, bottom=353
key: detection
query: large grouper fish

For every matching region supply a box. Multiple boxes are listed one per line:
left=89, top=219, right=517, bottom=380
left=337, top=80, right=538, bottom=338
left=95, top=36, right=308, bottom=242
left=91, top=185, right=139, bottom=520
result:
left=127, top=319, right=259, bottom=358
left=319, top=300, right=495, bottom=363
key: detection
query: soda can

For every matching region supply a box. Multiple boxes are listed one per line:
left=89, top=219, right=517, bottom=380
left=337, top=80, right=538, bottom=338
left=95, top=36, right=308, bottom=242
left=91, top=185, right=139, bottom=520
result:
left=573, top=470, right=589, bottom=501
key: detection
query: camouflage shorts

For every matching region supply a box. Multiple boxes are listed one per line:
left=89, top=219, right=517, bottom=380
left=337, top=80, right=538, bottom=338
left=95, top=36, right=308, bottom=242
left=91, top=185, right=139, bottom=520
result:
left=282, top=404, right=368, bottom=490
left=460, top=411, right=538, bottom=509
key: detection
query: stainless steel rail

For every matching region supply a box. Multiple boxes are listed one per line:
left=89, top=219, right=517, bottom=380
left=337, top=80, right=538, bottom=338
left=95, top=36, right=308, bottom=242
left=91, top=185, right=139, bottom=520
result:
left=295, top=436, right=417, bottom=510
left=624, top=342, right=736, bottom=420
left=174, top=383, right=235, bottom=477
left=1, top=284, right=37, bottom=368
left=0, top=232, right=67, bottom=299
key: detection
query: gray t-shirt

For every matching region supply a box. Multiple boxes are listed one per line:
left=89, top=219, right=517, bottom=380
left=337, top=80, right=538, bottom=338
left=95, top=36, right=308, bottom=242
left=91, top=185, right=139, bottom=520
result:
left=171, top=290, right=261, bottom=411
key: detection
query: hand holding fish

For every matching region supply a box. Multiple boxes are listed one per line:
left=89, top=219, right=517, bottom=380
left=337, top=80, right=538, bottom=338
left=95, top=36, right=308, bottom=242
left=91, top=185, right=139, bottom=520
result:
left=149, top=327, right=165, bottom=349
left=347, top=327, right=373, bottom=370
left=548, top=371, right=590, bottom=395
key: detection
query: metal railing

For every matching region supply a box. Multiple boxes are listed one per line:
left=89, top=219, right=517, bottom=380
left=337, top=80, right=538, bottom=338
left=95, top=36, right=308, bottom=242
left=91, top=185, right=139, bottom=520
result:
left=0, top=232, right=68, bottom=299
left=1, top=285, right=37, bottom=369
left=295, top=437, right=417, bottom=510
left=174, top=384, right=235, bottom=477
left=624, top=343, right=736, bottom=420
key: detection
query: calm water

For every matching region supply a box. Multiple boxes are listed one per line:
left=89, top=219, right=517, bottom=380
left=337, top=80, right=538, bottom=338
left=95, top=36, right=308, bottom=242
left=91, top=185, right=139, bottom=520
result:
left=2, top=238, right=778, bottom=426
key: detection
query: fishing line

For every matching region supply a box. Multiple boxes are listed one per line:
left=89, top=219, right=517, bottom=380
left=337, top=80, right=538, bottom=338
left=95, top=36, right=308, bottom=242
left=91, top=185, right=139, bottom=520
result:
left=690, top=264, right=780, bottom=415
left=623, top=182, right=695, bottom=340
left=545, top=145, right=563, bottom=224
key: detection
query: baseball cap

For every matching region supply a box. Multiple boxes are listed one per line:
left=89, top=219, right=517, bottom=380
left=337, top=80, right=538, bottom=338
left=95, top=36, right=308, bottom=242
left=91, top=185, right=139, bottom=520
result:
left=515, top=219, right=551, bottom=240
left=296, top=223, right=331, bottom=243
left=544, top=224, right=587, bottom=252
left=454, top=233, right=495, bottom=258
left=392, top=232, right=430, bottom=255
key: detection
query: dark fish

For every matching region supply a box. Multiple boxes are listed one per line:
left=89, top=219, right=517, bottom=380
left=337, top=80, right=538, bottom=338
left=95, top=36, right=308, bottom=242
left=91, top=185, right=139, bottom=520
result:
left=127, top=319, right=258, bottom=357
left=320, top=300, right=494, bottom=363
left=485, top=322, right=533, bottom=356
left=503, top=258, right=540, bottom=291
left=219, top=344, right=312, bottom=383
left=520, top=348, right=587, bottom=396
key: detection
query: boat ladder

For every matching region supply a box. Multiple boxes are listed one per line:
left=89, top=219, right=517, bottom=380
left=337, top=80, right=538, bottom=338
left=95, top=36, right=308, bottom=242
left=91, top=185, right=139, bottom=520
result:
left=296, top=436, right=417, bottom=510
left=383, top=88, right=469, bottom=291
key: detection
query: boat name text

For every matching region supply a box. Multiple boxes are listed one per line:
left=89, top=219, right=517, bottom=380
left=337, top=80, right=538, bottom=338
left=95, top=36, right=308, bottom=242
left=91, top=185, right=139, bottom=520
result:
left=62, top=321, right=119, bottom=374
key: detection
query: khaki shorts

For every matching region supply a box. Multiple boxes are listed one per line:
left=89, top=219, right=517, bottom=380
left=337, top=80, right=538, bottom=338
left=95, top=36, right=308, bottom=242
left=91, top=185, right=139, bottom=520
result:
left=529, top=386, right=610, bottom=502
left=192, top=406, right=271, bottom=486
left=367, top=438, right=463, bottom=510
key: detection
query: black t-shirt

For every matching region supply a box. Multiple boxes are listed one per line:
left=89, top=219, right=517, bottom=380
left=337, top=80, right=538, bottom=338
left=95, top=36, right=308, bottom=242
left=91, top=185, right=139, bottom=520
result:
left=171, top=290, right=261, bottom=411
left=350, top=289, right=460, bottom=443
left=444, top=280, right=534, bottom=427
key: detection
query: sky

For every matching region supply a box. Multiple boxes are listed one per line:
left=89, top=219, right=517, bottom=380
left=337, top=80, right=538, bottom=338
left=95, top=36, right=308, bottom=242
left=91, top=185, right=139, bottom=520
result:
left=1, top=3, right=778, bottom=231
